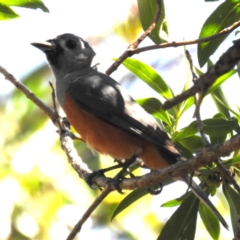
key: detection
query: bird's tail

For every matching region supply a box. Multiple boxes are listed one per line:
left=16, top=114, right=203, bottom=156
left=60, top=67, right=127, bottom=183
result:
left=182, top=175, right=228, bottom=229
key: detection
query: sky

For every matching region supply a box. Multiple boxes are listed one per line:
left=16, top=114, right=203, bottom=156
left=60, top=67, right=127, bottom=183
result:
left=0, top=0, right=238, bottom=239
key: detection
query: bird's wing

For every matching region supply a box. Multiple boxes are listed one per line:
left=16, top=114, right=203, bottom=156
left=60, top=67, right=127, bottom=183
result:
left=66, top=70, right=180, bottom=163
left=67, top=71, right=229, bottom=229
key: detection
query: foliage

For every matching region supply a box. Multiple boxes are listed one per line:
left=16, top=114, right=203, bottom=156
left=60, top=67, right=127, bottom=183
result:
left=0, top=0, right=48, bottom=20
left=1, top=0, right=240, bottom=240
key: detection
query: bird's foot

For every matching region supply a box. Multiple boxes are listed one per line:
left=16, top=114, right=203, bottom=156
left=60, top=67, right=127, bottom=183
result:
left=147, top=183, right=163, bottom=195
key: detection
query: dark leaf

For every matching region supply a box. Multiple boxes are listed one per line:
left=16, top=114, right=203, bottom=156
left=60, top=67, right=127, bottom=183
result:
left=111, top=188, right=148, bottom=220
left=157, top=193, right=199, bottom=240
left=137, top=0, right=167, bottom=44
left=174, top=142, right=194, bottom=159
left=174, top=121, right=198, bottom=141
left=199, top=202, right=220, bottom=240
left=178, top=135, right=204, bottom=152
left=202, top=117, right=238, bottom=137
left=198, top=0, right=240, bottom=67
left=136, top=97, right=172, bottom=126
left=209, top=134, right=227, bottom=144
left=112, top=180, right=174, bottom=220
left=223, top=181, right=240, bottom=233
left=0, top=3, right=19, bottom=20
left=211, top=86, right=230, bottom=118
left=121, top=58, right=173, bottom=99
left=136, top=97, right=162, bottom=114
left=2, top=0, right=49, bottom=12
left=237, top=61, right=240, bottom=79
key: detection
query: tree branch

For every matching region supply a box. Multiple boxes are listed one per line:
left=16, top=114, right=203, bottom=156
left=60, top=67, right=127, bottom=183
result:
left=163, top=38, right=240, bottom=110
left=2, top=66, right=240, bottom=190
left=106, top=19, right=240, bottom=76
left=106, top=0, right=162, bottom=75
left=66, top=186, right=113, bottom=240
left=0, top=66, right=57, bottom=121
left=133, top=20, right=240, bottom=54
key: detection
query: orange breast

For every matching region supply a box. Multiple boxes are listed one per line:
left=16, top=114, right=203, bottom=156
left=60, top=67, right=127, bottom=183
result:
left=63, top=94, right=168, bottom=169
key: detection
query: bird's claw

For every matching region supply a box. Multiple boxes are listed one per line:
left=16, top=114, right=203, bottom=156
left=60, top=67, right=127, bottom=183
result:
left=86, top=170, right=106, bottom=190
left=147, top=183, right=163, bottom=195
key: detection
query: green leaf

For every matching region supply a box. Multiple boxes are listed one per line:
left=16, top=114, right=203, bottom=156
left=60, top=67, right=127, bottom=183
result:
left=112, top=180, right=174, bottom=220
left=174, top=142, right=194, bottom=159
left=202, top=117, right=238, bottom=137
left=199, top=202, right=220, bottom=240
left=1, top=0, right=49, bottom=12
left=0, top=3, right=18, bottom=20
left=195, top=66, right=236, bottom=96
left=198, top=0, right=240, bottom=67
left=161, top=198, right=182, bottom=208
left=111, top=188, right=148, bottom=220
left=211, top=87, right=230, bottom=118
left=178, top=135, right=204, bottom=152
left=157, top=193, right=199, bottom=240
left=178, top=96, right=194, bottom=118
left=209, top=134, right=227, bottom=144
left=224, top=155, right=240, bottom=166
left=137, top=0, right=167, bottom=44
left=136, top=97, right=172, bottom=126
left=174, top=121, right=198, bottom=141
left=179, top=69, right=236, bottom=116
left=136, top=97, right=162, bottom=114
left=209, top=93, right=240, bottom=120
left=222, top=181, right=240, bottom=233
left=121, top=58, right=173, bottom=99
left=208, top=70, right=236, bottom=94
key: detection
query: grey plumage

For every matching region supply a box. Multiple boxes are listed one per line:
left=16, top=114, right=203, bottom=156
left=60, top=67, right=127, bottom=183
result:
left=31, top=33, right=228, bottom=229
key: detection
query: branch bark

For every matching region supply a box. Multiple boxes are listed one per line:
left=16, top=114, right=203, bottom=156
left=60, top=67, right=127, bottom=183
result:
left=163, top=38, right=240, bottom=110
left=106, top=20, right=240, bottom=76
left=1, top=66, right=240, bottom=191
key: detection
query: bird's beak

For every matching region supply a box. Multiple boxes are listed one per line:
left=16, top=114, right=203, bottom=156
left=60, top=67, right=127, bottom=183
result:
left=31, top=40, right=55, bottom=52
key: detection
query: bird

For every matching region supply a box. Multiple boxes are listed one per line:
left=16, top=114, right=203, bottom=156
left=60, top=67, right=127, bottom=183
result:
left=31, top=33, right=228, bottom=229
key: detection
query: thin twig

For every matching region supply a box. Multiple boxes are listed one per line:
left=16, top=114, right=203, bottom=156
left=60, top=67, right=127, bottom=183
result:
left=0, top=66, right=57, bottom=121
left=185, top=51, right=240, bottom=193
left=49, top=81, right=63, bottom=130
left=133, top=20, right=240, bottom=54
left=106, top=20, right=240, bottom=75
left=215, top=159, right=240, bottom=195
left=163, top=38, right=240, bottom=110
left=2, top=66, right=240, bottom=189
left=185, top=50, right=209, bottom=145
left=106, top=0, right=162, bottom=75
left=129, top=0, right=161, bottom=50
left=66, top=186, right=113, bottom=240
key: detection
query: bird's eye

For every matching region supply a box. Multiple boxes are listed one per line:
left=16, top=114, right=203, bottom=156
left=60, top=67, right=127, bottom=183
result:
left=66, top=40, right=77, bottom=49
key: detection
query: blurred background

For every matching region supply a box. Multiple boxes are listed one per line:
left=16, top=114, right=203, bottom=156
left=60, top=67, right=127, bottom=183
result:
left=0, top=0, right=238, bottom=239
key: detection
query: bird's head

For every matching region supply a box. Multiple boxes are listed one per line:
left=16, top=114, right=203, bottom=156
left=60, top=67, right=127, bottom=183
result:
left=31, top=33, right=96, bottom=78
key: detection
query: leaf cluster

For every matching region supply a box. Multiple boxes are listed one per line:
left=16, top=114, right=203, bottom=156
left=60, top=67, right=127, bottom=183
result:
left=110, top=0, right=240, bottom=239
left=1, top=0, right=240, bottom=240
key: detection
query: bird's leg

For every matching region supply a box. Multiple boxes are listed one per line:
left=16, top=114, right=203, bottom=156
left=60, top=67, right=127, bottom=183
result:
left=114, top=159, right=136, bottom=178
left=112, top=155, right=137, bottom=193
left=86, top=158, right=135, bottom=188
left=86, top=163, right=124, bottom=188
